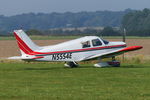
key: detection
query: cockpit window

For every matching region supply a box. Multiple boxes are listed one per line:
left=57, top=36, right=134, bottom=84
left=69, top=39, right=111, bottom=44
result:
left=92, top=39, right=102, bottom=46
left=102, top=39, right=109, bottom=45
left=82, top=41, right=91, bottom=48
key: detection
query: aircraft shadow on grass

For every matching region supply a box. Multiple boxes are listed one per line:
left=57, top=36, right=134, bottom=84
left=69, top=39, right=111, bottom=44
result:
left=23, top=64, right=149, bottom=71
left=23, top=65, right=95, bottom=70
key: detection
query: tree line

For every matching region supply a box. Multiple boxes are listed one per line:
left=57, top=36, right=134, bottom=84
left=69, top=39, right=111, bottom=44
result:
left=25, top=27, right=121, bottom=36
left=0, top=9, right=131, bottom=35
left=122, top=8, right=150, bottom=36
left=1, top=8, right=150, bottom=36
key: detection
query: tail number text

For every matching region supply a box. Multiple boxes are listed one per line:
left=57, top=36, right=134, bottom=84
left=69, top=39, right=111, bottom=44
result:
left=52, top=53, right=72, bottom=60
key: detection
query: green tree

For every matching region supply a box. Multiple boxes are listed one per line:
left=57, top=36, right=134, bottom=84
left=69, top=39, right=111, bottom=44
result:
left=122, top=8, right=150, bottom=36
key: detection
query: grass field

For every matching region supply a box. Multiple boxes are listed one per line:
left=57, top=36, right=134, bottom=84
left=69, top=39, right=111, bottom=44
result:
left=0, top=35, right=149, bottom=99
left=0, top=62, right=150, bottom=100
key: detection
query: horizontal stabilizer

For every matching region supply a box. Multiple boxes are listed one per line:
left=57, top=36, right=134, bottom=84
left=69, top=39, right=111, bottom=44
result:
left=8, top=56, right=44, bottom=60
left=8, top=56, right=22, bottom=59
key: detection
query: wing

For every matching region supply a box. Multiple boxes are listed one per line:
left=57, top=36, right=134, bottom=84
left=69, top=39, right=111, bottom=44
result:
left=82, top=46, right=143, bottom=61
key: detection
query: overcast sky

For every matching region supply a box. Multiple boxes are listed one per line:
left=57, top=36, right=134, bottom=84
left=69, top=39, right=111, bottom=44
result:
left=0, top=0, right=149, bottom=16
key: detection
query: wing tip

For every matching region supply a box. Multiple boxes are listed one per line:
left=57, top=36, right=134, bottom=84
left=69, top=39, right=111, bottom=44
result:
left=120, top=46, right=143, bottom=52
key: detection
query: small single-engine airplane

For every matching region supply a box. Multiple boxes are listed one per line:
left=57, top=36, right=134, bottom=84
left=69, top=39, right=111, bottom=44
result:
left=9, top=29, right=143, bottom=68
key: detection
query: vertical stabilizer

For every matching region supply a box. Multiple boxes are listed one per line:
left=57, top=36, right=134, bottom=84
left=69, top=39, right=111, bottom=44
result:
left=14, top=30, right=39, bottom=55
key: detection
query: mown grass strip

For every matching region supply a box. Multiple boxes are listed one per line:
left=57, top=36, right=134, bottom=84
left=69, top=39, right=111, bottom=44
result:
left=0, top=63, right=150, bottom=100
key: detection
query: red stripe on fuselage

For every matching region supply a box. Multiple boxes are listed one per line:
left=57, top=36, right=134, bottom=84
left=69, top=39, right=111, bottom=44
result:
left=29, top=44, right=126, bottom=55
left=32, top=56, right=44, bottom=59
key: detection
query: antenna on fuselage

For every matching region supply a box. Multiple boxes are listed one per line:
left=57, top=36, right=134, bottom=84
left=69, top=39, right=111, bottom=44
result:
left=122, top=28, right=127, bottom=61
left=123, top=28, right=126, bottom=42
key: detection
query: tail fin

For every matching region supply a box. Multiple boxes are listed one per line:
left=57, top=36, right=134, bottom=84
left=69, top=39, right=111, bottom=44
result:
left=14, top=30, right=39, bottom=55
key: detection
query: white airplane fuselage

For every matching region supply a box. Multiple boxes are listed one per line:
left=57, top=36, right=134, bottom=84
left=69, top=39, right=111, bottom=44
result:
left=21, top=36, right=126, bottom=62
left=9, top=30, right=142, bottom=68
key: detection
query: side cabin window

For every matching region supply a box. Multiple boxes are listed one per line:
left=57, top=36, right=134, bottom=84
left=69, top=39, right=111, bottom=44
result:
left=82, top=41, right=91, bottom=48
left=92, top=39, right=102, bottom=46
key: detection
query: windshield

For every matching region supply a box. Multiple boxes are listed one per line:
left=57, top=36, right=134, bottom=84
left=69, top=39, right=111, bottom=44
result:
left=102, top=39, right=109, bottom=45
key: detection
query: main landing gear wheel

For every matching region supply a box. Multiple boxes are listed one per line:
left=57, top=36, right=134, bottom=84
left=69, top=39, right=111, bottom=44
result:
left=108, top=56, right=120, bottom=67
left=94, top=56, right=120, bottom=67
left=107, top=61, right=120, bottom=67
left=64, top=62, right=79, bottom=68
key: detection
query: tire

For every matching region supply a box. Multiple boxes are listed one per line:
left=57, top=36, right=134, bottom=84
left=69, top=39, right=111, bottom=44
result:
left=107, top=61, right=120, bottom=67
left=67, top=62, right=78, bottom=68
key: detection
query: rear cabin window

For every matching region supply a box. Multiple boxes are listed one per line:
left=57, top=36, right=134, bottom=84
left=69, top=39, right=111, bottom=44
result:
left=82, top=41, right=91, bottom=48
left=92, top=39, right=102, bottom=46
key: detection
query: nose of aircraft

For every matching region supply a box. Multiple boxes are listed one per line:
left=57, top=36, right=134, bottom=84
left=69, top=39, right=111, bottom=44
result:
left=121, top=42, right=126, bottom=46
